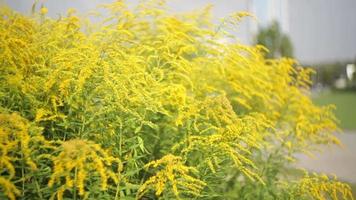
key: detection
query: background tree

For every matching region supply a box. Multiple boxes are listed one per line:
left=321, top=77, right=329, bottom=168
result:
left=255, top=21, right=294, bottom=58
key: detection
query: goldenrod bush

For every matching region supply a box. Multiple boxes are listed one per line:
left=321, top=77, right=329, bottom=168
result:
left=0, top=1, right=353, bottom=199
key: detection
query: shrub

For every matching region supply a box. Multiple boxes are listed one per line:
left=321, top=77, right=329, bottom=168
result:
left=0, top=1, right=353, bottom=199
left=255, top=21, right=294, bottom=59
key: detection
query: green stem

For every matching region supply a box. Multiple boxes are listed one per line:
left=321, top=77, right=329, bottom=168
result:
left=114, top=120, right=123, bottom=200
left=35, top=178, right=44, bottom=200
left=21, top=152, right=25, bottom=196
left=114, top=179, right=120, bottom=200
left=74, top=167, right=78, bottom=200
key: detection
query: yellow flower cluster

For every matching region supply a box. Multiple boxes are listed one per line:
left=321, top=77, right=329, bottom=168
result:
left=0, top=113, right=48, bottom=200
left=138, top=154, right=206, bottom=199
left=293, top=173, right=354, bottom=200
left=48, top=139, right=122, bottom=199
left=0, top=0, right=353, bottom=199
left=0, top=177, right=20, bottom=200
left=174, top=106, right=270, bottom=182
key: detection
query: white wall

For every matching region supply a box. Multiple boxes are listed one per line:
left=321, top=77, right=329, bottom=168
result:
left=288, top=0, right=356, bottom=64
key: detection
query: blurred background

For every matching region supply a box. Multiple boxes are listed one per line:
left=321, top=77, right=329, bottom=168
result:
left=3, top=0, right=356, bottom=195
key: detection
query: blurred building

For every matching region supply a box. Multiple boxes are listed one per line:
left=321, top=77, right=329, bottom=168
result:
left=254, top=0, right=356, bottom=65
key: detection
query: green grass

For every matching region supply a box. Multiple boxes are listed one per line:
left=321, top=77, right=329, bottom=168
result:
left=313, top=91, right=356, bottom=131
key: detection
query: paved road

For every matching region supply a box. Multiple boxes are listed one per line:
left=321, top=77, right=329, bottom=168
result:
left=295, top=132, right=356, bottom=183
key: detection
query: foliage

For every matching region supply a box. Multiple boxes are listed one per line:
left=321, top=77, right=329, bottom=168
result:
left=312, top=63, right=346, bottom=87
left=0, top=1, right=353, bottom=199
left=255, top=21, right=293, bottom=59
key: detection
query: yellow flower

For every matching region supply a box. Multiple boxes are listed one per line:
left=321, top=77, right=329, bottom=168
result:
left=138, top=154, right=206, bottom=199
left=0, top=113, right=49, bottom=200
left=40, top=7, right=48, bottom=15
left=48, top=139, right=122, bottom=199
left=0, top=177, right=20, bottom=200
left=291, top=173, right=354, bottom=200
